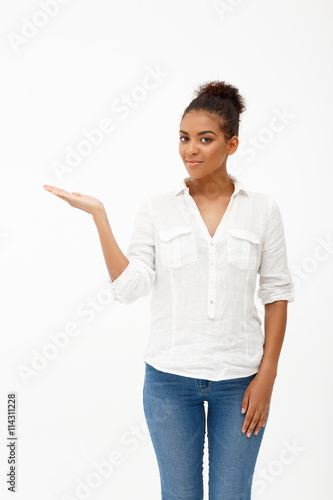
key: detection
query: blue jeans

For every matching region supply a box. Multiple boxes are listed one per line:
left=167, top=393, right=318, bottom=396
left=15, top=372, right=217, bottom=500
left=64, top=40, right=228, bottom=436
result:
left=143, top=362, right=269, bottom=499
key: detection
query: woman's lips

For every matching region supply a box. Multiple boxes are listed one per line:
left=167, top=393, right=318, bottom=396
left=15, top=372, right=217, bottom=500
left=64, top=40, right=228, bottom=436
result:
left=186, top=160, right=203, bottom=167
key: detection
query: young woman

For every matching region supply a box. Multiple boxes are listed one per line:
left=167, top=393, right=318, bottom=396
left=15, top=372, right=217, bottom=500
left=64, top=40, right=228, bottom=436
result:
left=43, top=80, right=295, bottom=499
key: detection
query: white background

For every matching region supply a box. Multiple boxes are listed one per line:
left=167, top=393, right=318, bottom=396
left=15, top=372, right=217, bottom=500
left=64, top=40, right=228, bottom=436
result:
left=1, top=0, right=332, bottom=498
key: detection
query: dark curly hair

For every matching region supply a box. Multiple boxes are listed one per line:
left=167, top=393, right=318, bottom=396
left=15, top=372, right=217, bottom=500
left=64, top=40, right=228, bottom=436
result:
left=181, top=80, right=246, bottom=140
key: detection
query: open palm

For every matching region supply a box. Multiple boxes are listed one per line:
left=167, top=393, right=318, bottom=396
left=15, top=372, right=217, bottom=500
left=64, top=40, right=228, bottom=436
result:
left=43, top=184, right=103, bottom=215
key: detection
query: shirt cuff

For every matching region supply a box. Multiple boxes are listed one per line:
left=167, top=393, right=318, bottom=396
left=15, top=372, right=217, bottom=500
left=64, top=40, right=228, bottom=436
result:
left=107, top=260, right=140, bottom=297
left=259, top=288, right=295, bottom=305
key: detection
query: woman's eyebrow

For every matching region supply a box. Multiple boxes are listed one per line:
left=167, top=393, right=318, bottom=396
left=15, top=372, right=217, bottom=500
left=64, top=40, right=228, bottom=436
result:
left=179, top=129, right=217, bottom=136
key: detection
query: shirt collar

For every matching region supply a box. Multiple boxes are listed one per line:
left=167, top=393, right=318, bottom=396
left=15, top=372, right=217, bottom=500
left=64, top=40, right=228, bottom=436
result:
left=174, top=172, right=249, bottom=197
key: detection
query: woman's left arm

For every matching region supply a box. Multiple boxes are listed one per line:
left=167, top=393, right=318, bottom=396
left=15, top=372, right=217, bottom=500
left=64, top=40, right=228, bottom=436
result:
left=241, top=299, right=288, bottom=437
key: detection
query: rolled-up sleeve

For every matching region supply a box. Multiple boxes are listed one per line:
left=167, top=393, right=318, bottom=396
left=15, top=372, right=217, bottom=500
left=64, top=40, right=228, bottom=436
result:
left=257, top=198, right=295, bottom=305
left=107, top=197, right=155, bottom=304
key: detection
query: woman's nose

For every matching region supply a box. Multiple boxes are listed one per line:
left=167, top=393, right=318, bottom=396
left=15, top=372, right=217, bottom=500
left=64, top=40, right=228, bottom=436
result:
left=186, top=144, right=199, bottom=155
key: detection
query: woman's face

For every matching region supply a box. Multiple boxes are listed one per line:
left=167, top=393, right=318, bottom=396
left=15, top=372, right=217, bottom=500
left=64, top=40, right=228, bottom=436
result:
left=179, top=110, right=239, bottom=181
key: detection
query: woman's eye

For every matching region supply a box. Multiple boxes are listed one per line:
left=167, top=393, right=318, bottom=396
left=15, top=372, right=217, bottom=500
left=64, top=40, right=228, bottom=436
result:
left=179, top=136, right=212, bottom=143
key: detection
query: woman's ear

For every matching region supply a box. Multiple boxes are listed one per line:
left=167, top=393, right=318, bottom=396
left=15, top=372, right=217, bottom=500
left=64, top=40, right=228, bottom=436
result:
left=228, top=135, right=239, bottom=155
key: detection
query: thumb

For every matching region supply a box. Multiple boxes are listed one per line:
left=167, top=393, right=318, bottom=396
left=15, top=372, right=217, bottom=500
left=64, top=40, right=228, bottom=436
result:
left=241, top=389, right=250, bottom=414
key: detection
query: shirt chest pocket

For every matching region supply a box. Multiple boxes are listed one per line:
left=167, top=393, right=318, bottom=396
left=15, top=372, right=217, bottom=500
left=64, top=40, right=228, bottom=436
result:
left=158, top=225, right=197, bottom=268
left=227, top=228, right=260, bottom=270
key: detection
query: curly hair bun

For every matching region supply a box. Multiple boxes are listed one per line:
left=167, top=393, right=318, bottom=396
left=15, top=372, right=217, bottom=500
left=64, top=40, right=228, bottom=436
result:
left=194, top=80, right=246, bottom=114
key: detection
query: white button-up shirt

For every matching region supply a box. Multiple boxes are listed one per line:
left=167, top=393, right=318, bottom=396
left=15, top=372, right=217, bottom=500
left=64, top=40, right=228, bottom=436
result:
left=108, top=173, right=295, bottom=380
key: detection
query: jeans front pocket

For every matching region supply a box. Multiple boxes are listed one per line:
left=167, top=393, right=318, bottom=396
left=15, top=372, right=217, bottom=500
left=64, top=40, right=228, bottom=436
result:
left=227, top=228, right=260, bottom=270
left=159, top=225, right=197, bottom=268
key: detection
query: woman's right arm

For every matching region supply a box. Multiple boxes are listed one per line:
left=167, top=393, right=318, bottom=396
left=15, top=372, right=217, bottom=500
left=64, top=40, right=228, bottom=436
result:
left=43, top=184, right=156, bottom=303
left=92, top=205, right=130, bottom=282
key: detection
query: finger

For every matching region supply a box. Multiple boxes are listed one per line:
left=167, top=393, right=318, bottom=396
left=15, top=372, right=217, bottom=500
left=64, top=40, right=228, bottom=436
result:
left=243, top=410, right=261, bottom=438
left=241, top=390, right=250, bottom=414
left=260, top=410, right=269, bottom=429
left=44, top=185, right=72, bottom=200
left=71, top=192, right=83, bottom=196
left=247, top=411, right=262, bottom=438
left=253, top=414, right=265, bottom=435
left=242, top=409, right=255, bottom=434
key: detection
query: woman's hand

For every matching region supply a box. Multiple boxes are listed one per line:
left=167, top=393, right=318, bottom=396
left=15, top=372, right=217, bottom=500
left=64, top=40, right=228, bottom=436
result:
left=241, top=370, right=275, bottom=438
left=43, top=184, right=104, bottom=217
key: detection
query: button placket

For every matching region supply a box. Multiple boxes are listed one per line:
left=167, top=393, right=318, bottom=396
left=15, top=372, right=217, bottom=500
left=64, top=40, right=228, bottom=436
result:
left=208, top=239, right=217, bottom=319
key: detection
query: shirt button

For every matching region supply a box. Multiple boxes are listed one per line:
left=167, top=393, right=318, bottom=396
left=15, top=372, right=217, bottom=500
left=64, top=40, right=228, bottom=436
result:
left=210, top=241, right=214, bottom=246
left=211, top=261, right=214, bottom=266
left=210, top=300, right=214, bottom=304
